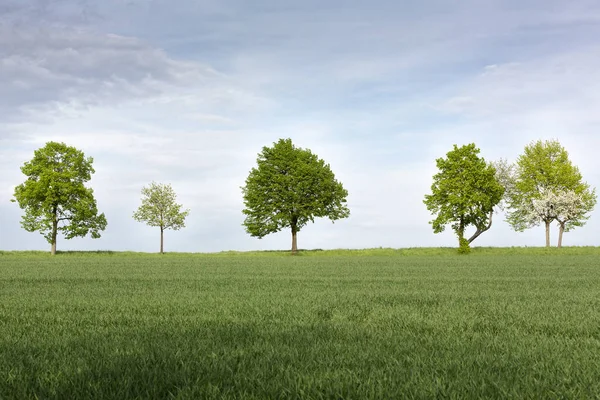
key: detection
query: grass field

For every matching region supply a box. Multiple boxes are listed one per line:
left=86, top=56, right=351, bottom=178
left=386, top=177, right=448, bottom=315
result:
left=1, top=248, right=600, bottom=399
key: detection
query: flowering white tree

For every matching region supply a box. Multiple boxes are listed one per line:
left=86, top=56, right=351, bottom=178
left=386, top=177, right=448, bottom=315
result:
left=517, top=188, right=559, bottom=246
left=523, top=188, right=596, bottom=248
left=133, top=182, right=190, bottom=254
left=552, top=190, right=596, bottom=248
left=507, top=140, right=595, bottom=247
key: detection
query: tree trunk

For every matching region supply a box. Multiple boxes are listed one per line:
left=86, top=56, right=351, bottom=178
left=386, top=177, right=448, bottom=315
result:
left=50, top=233, right=57, bottom=255
left=51, top=206, right=58, bottom=255
left=468, top=210, right=493, bottom=244
left=457, top=217, right=465, bottom=247
left=545, top=219, right=551, bottom=248
left=160, top=227, right=164, bottom=254
left=291, top=229, right=298, bottom=254
left=558, top=223, right=565, bottom=248
left=291, top=216, right=298, bottom=254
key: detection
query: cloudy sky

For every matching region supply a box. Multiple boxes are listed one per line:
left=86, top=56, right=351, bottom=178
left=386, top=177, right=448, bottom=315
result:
left=1, top=0, right=599, bottom=252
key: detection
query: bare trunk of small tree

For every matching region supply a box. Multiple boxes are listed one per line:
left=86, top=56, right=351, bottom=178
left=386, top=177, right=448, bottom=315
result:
left=558, top=223, right=565, bottom=248
left=51, top=205, right=58, bottom=255
left=545, top=219, right=551, bottom=248
left=160, top=227, right=164, bottom=254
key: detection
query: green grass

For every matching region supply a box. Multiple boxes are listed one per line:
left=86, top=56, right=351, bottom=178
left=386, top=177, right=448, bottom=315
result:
left=1, top=249, right=600, bottom=398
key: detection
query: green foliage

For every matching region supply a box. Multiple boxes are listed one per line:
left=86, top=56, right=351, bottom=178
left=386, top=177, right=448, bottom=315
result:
left=132, top=182, right=189, bottom=230
left=507, top=140, right=596, bottom=247
left=506, top=140, right=596, bottom=242
left=458, top=237, right=471, bottom=254
left=242, top=138, right=349, bottom=250
left=11, top=142, right=107, bottom=253
left=2, top=252, right=600, bottom=398
left=133, top=182, right=190, bottom=253
left=424, top=143, right=504, bottom=247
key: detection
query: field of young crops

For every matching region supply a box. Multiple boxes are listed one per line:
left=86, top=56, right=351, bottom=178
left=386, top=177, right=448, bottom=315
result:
left=1, top=248, right=600, bottom=399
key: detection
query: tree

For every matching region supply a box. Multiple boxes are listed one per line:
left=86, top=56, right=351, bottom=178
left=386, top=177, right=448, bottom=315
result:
left=133, top=182, right=190, bottom=254
left=554, top=188, right=596, bottom=248
left=242, top=138, right=349, bottom=253
left=12, top=141, right=107, bottom=255
left=423, top=143, right=504, bottom=252
left=506, top=140, right=596, bottom=247
left=523, top=189, right=596, bottom=248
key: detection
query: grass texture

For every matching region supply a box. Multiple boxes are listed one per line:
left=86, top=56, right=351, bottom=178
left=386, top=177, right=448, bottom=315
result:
left=1, top=248, right=600, bottom=398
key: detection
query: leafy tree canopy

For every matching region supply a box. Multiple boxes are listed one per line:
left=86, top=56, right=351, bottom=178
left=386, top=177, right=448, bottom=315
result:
left=12, top=141, right=107, bottom=254
left=133, top=182, right=190, bottom=254
left=506, top=139, right=596, bottom=246
left=242, top=138, right=349, bottom=252
left=424, top=143, right=504, bottom=250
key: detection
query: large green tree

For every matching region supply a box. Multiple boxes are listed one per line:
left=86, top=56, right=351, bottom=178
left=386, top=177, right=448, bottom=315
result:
left=242, top=138, right=350, bottom=253
left=133, top=182, right=190, bottom=254
left=506, top=140, right=596, bottom=247
left=424, top=143, right=504, bottom=252
left=12, top=141, right=107, bottom=255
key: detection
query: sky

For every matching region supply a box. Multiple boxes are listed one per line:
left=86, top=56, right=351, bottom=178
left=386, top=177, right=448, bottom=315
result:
left=1, top=0, right=600, bottom=253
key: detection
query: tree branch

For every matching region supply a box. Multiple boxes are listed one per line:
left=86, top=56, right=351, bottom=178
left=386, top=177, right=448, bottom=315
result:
left=468, top=210, right=493, bottom=244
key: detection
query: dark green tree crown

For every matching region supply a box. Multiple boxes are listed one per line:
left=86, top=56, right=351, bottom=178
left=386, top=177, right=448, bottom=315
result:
left=242, top=138, right=350, bottom=238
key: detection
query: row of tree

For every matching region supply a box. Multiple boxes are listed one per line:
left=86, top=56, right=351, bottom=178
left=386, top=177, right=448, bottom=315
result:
left=10, top=142, right=188, bottom=254
left=10, top=139, right=350, bottom=254
left=10, top=139, right=596, bottom=255
left=424, top=140, right=597, bottom=252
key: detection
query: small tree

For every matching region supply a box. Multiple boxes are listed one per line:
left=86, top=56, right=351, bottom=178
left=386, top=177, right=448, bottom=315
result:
left=12, top=141, right=107, bottom=255
left=554, top=189, right=596, bottom=247
left=523, top=189, right=596, bottom=248
left=424, top=143, right=504, bottom=251
left=242, top=138, right=349, bottom=253
left=133, top=182, right=190, bottom=254
left=506, top=140, right=595, bottom=247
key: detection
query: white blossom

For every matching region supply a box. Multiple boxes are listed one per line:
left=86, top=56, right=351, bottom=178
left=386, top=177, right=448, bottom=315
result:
left=525, top=188, right=588, bottom=229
